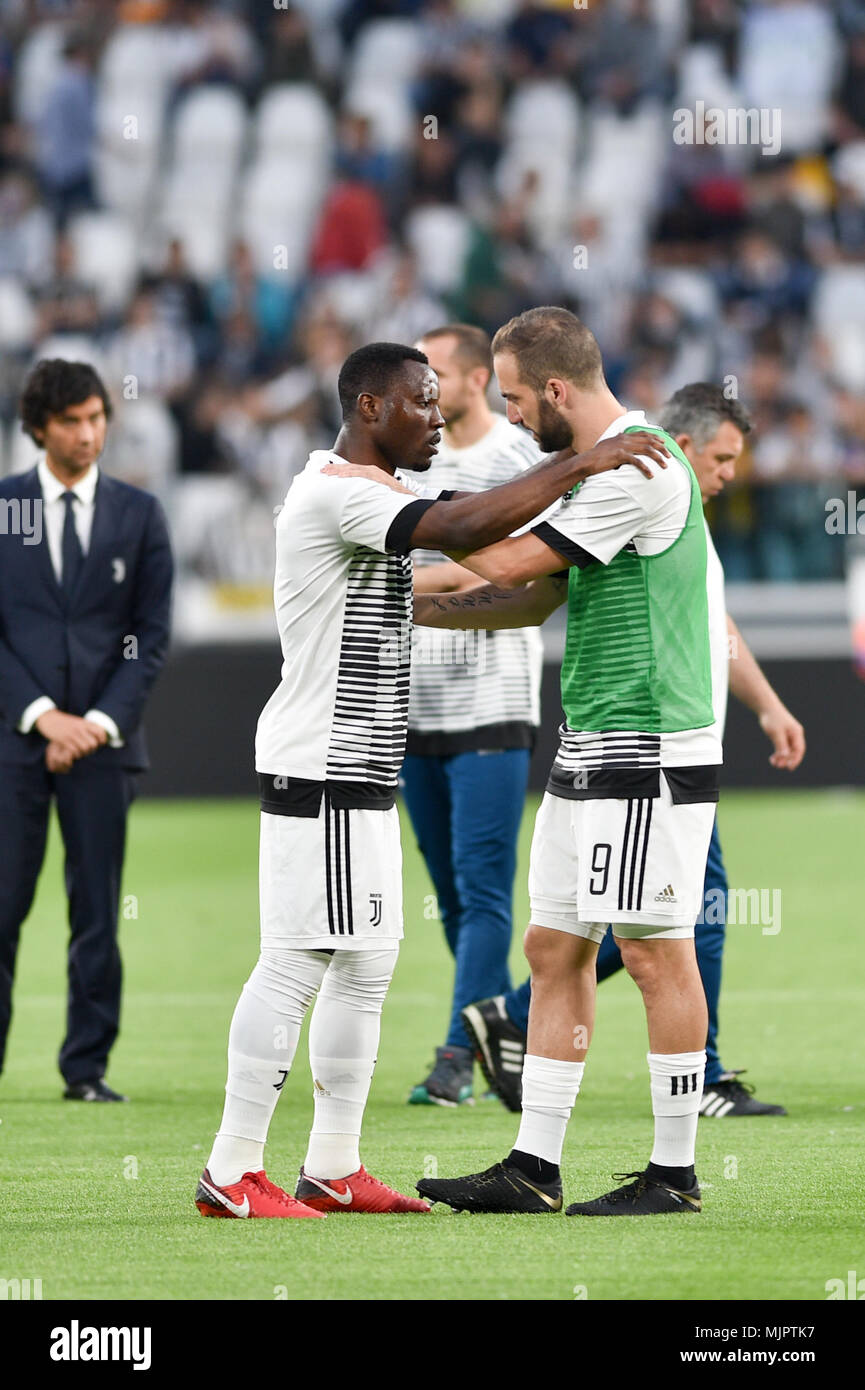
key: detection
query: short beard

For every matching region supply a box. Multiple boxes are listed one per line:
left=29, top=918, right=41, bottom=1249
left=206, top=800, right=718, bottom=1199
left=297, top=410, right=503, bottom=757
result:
left=535, top=397, right=573, bottom=453
left=441, top=402, right=466, bottom=429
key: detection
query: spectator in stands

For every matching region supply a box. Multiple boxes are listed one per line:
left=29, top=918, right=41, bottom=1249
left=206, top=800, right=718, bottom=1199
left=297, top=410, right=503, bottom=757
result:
left=719, top=230, right=815, bottom=329
left=747, top=160, right=809, bottom=262
left=33, top=30, right=98, bottom=225
left=34, top=230, right=102, bottom=341
left=309, top=180, right=388, bottom=273
left=365, top=248, right=446, bottom=344
left=209, top=306, right=270, bottom=382
left=335, top=113, right=397, bottom=196
left=169, top=0, right=258, bottom=98
left=506, top=0, right=578, bottom=80
left=579, top=0, right=667, bottom=113
left=452, top=84, right=503, bottom=204
left=174, top=373, right=241, bottom=475
left=404, top=124, right=459, bottom=208
left=210, top=238, right=294, bottom=364
left=815, top=156, right=865, bottom=262
left=752, top=401, right=843, bottom=580
left=834, top=387, right=865, bottom=484
left=835, top=26, right=865, bottom=139
left=339, top=0, right=428, bottom=50
left=656, top=127, right=747, bottom=247
left=261, top=4, right=325, bottom=91
left=107, top=289, right=195, bottom=409
left=0, top=169, right=55, bottom=286
left=0, top=0, right=862, bottom=588
left=139, top=237, right=213, bottom=365
left=687, top=0, right=741, bottom=66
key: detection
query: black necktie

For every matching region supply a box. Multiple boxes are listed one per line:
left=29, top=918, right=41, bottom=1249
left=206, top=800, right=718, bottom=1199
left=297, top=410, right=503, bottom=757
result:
left=61, top=491, right=84, bottom=592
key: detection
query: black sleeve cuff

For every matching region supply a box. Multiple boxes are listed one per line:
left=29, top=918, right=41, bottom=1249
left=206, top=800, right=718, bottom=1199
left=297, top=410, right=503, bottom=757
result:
left=531, top=521, right=599, bottom=569
left=438, top=488, right=456, bottom=501
left=385, top=497, right=438, bottom=555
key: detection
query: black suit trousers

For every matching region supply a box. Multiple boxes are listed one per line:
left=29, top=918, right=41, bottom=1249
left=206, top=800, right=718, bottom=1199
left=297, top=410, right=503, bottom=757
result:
left=0, top=757, right=137, bottom=1084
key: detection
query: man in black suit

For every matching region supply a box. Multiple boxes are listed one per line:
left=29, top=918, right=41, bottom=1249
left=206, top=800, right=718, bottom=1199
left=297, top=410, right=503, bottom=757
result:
left=0, top=359, right=174, bottom=1100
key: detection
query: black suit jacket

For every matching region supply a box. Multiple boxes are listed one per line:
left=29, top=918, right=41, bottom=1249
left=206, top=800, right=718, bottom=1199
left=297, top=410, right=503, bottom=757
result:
left=0, top=466, right=174, bottom=771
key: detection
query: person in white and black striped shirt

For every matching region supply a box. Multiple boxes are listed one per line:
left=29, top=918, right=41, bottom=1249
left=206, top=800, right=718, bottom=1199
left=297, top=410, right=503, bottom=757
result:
left=196, top=340, right=659, bottom=1218
left=403, top=325, right=546, bottom=1108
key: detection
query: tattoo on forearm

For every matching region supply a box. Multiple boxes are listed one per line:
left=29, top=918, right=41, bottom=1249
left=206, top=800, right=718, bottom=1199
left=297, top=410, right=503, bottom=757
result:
left=431, top=589, right=514, bottom=610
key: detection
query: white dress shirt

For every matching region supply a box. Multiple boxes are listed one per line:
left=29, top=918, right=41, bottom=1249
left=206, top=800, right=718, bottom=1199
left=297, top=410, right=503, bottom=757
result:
left=18, top=458, right=123, bottom=746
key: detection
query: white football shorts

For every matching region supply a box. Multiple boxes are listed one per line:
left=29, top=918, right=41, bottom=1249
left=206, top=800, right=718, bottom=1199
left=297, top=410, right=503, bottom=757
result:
left=528, top=773, right=716, bottom=942
left=259, top=798, right=403, bottom=951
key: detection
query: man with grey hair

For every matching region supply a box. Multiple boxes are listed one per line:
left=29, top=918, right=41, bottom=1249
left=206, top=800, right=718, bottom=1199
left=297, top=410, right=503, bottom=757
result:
left=461, top=381, right=805, bottom=1120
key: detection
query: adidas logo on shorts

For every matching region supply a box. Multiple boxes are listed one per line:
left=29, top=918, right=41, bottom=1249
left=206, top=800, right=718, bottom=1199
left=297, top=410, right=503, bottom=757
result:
left=653, top=883, right=678, bottom=903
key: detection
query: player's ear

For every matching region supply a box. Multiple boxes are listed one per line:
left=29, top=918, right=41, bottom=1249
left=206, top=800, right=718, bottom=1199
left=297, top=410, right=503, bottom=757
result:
left=356, top=392, right=379, bottom=424
left=470, top=365, right=490, bottom=395
left=545, top=377, right=568, bottom=406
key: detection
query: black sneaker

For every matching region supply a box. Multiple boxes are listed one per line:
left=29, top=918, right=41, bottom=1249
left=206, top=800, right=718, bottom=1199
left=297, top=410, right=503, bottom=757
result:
left=417, top=1160, right=562, bottom=1213
left=408, top=1045, right=474, bottom=1107
left=700, top=1070, right=787, bottom=1117
left=565, top=1169, right=701, bottom=1217
left=460, top=996, right=525, bottom=1113
left=63, top=1079, right=128, bottom=1102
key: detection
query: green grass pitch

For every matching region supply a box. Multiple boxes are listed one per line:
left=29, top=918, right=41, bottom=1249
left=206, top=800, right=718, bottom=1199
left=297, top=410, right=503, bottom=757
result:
left=1, top=790, right=863, bottom=1302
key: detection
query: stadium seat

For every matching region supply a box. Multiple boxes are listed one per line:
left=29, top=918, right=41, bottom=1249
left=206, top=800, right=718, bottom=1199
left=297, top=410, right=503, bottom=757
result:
left=504, top=81, right=581, bottom=162
left=253, top=84, right=334, bottom=162
left=98, top=23, right=174, bottom=106
left=675, top=43, right=742, bottom=111
left=405, top=205, right=471, bottom=295
left=0, top=278, right=37, bottom=351
left=238, top=156, right=328, bottom=279
left=157, top=192, right=232, bottom=282
left=67, top=213, right=140, bottom=312
left=650, top=0, right=689, bottom=57
left=94, top=91, right=163, bottom=219
left=171, top=88, right=248, bottom=169
left=169, top=475, right=251, bottom=569
left=833, top=141, right=865, bottom=201
left=7, top=421, right=38, bottom=477
left=652, top=268, right=720, bottom=325
left=103, top=397, right=179, bottom=496
left=813, top=266, right=865, bottom=391
left=581, top=105, right=666, bottom=216
left=95, top=148, right=160, bottom=221
left=495, top=143, right=575, bottom=249
left=739, top=2, right=839, bottom=153
left=13, top=22, right=65, bottom=127
left=343, top=83, right=414, bottom=153
left=348, top=19, right=422, bottom=90
left=156, top=91, right=249, bottom=278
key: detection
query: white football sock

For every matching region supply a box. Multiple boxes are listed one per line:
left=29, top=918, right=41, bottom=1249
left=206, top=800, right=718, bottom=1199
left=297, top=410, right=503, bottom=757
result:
left=207, top=949, right=330, bottom=1186
left=304, top=947, right=398, bottom=1179
left=513, top=1054, right=585, bottom=1166
left=647, top=1050, right=706, bottom=1171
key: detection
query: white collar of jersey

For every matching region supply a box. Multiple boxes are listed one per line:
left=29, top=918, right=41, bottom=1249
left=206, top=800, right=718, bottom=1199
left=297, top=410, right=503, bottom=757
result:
left=306, top=449, right=349, bottom=473
left=594, top=409, right=650, bottom=445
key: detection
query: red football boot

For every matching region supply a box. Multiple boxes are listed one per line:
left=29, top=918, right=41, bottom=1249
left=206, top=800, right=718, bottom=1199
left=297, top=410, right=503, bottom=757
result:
left=295, top=1165, right=431, bottom=1213
left=195, top=1167, right=325, bottom=1218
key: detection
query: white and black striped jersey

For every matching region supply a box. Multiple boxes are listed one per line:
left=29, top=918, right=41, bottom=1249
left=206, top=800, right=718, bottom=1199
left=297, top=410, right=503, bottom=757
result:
left=408, top=414, right=545, bottom=755
left=255, top=450, right=442, bottom=814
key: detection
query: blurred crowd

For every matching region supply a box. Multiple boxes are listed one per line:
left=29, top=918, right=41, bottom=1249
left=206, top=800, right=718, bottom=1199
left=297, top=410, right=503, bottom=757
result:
left=1, top=0, right=865, bottom=594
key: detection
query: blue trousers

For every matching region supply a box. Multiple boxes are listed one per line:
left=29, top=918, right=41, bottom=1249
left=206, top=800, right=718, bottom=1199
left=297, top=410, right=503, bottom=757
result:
left=401, top=749, right=531, bottom=1049
left=503, top=817, right=729, bottom=1085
